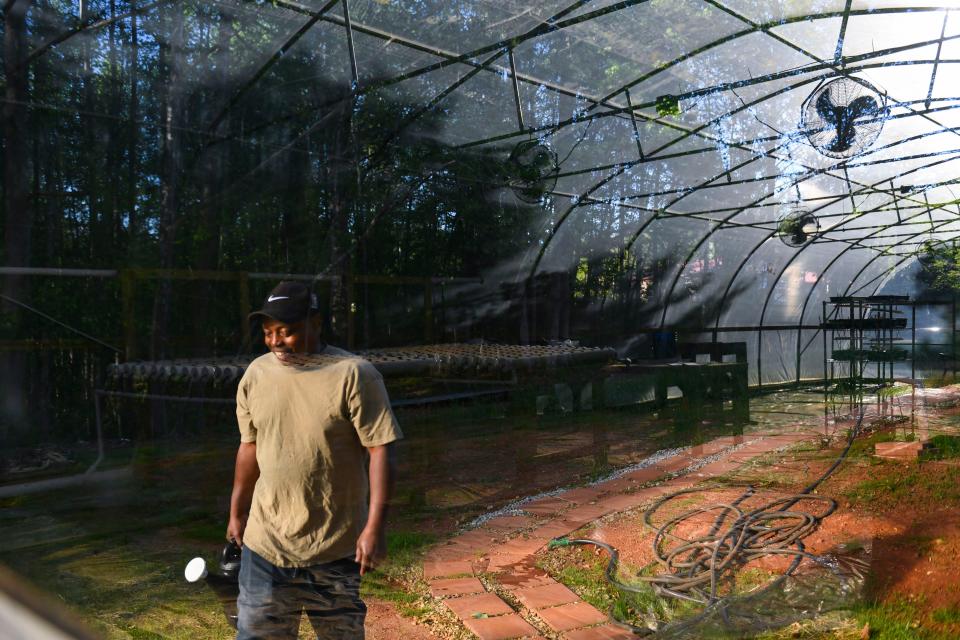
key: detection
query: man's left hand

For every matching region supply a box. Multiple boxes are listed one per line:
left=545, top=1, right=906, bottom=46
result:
left=355, top=526, right=386, bottom=576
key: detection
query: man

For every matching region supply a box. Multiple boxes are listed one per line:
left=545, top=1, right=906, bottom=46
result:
left=227, top=280, right=402, bottom=640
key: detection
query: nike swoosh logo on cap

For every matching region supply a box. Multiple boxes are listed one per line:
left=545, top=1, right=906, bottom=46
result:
left=267, top=295, right=289, bottom=302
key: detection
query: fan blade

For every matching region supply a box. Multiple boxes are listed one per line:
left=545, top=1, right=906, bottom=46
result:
left=816, top=90, right=840, bottom=125
left=827, top=125, right=856, bottom=153
left=846, top=95, right=880, bottom=120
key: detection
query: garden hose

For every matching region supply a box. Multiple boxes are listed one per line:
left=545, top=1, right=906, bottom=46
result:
left=549, top=409, right=867, bottom=635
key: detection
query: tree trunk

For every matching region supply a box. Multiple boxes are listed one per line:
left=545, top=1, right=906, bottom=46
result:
left=149, top=6, right=186, bottom=433
left=1, top=0, right=34, bottom=441
left=193, top=10, right=233, bottom=353
left=151, top=6, right=186, bottom=360
left=127, top=0, right=139, bottom=245
left=107, top=0, right=121, bottom=253
left=318, top=96, right=355, bottom=346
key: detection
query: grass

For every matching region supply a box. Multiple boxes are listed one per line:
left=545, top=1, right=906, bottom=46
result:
left=920, top=434, right=960, bottom=461
left=844, top=465, right=960, bottom=506
left=920, top=372, right=958, bottom=389
left=359, top=530, right=436, bottom=618
left=931, top=605, right=960, bottom=625
left=540, top=540, right=744, bottom=633
left=850, top=597, right=959, bottom=640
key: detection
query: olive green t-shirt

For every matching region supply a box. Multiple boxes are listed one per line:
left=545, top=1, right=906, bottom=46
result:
left=236, top=347, right=402, bottom=567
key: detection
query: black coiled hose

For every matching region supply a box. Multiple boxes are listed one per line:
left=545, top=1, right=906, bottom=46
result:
left=549, top=409, right=866, bottom=635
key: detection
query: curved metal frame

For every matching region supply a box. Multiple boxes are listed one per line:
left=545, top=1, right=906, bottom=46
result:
left=25, top=1, right=960, bottom=363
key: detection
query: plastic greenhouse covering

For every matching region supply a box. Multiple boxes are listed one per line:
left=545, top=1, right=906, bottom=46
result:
left=4, top=1, right=960, bottom=393
left=9, top=1, right=960, bottom=638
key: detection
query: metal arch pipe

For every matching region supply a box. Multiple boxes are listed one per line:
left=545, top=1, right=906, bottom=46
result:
left=584, top=6, right=950, bottom=111
left=500, top=16, right=960, bottom=300
left=719, top=154, right=960, bottom=385
left=526, top=69, right=853, bottom=288
left=788, top=218, right=960, bottom=383
left=631, top=145, right=960, bottom=333
left=464, top=25, right=960, bottom=261
left=755, top=200, right=955, bottom=385
left=802, top=219, right=960, bottom=325
left=644, top=119, right=960, bottom=331
left=753, top=152, right=960, bottom=322
left=605, top=79, right=960, bottom=319
left=793, top=193, right=960, bottom=330
left=861, top=233, right=960, bottom=297
left=275, top=0, right=960, bottom=173
left=712, top=160, right=960, bottom=332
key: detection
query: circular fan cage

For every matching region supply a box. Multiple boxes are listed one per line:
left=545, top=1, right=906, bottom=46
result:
left=506, top=140, right=560, bottom=203
left=776, top=206, right=820, bottom=248
left=801, top=77, right=888, bottom=159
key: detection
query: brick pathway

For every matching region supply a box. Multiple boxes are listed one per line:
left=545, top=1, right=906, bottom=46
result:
left=422, top=431, right=814, bottom=640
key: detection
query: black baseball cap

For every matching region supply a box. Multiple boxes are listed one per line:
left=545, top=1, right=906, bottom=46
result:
left=249, top=281, right=320, bottom=324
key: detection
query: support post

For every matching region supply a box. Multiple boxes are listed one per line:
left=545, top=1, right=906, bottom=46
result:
left=347, top=274, right=356, bottom=350
left=237, top=272, right=251, bottom=352
left=119, top=269, right=137, bottom=361
left=424, top=279, right=433, bottom=344
left=756, top=326, right=762, bottom=390
left=912, top=304, right=916, bottom=381
left=953, top=296, right=957, bottom=379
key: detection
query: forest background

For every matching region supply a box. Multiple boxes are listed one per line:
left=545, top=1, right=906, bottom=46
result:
left=0, top=1, right=686, bottom=446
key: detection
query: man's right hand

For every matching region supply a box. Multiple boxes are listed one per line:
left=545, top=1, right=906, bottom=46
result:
left=228, top=442, right=259, bottom=549
left=227, top=514, right=247, bottom=547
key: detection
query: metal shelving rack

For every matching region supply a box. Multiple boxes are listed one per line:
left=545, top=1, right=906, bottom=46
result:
left=822, top=295, right=911, bottom=415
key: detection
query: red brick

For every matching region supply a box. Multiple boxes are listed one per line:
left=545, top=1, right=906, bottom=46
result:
left=562, top=504, right=610, bottom=523
left=528, top=520, right=576, bottom=540
left=429, top=576, right=486, bottom=598
left=444, top=592, right=514, bottom=619
left=620, top=467, right=663, bottom=483
left=536, top=602, right=607, bottom=631
left=461, top=613, right=540, bottom=640
left=488, top=553, right=528, bottom=572
left=503, top=536, right=548, bottom=555
left=653, top=454, right=698, bottom=473
left=499, top=569, right=556, bottom=590
left=875, top=441, right=923, bottom=459
left=562, top=623, right=636, bottom=639
left=513, top=581, right=580, bottom=609
left=558, top=487, right=605, bottom=504
left=523, top=497, right=570, bottom=516
left=692, top=460, right=740, bottom=476
left=423, top=559, right=474, bottom=580
left=430, top=545, right=475, bottom=562
left=594, top=478, right=633, bottom=493
left=482, top=515, right=537, bottom=530
left=594, top=493, right=645, bottom=512
left=448, top=530, right=499, bottom=550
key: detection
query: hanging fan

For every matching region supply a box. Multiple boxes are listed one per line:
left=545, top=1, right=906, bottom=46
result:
left=776, top=206, right=819, bottom=248
left=801, top=77, right=888, bottom=159
left=506, top=140, right=559, bottom=203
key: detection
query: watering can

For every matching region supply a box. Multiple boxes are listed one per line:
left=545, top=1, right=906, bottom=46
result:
left=184, top=542, right=241, bottom=628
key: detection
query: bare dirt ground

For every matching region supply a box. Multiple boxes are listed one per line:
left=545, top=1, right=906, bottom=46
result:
left=580, top=408, right=960, bottom=639
left=366, top=600, right=437, bottom=640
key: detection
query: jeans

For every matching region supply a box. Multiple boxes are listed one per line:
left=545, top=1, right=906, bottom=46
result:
left=237, top=547, right=366, bottom=640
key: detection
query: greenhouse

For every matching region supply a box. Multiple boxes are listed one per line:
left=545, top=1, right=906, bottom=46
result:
left=3, top=1, right=960, bottom=639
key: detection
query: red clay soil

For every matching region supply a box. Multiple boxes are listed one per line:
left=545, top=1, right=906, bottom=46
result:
left=365, top=599, right=436, bottom=640
left=587, top=450, right=960, bottom=637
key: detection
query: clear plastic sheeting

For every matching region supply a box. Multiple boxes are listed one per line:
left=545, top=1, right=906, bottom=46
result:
left=653, top=553, right=869, bottom=639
